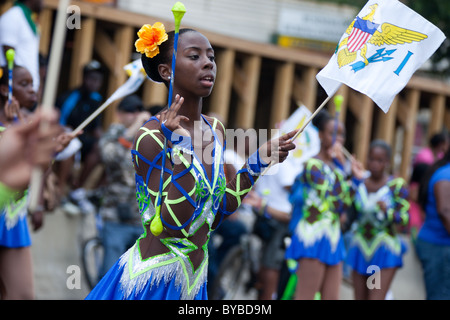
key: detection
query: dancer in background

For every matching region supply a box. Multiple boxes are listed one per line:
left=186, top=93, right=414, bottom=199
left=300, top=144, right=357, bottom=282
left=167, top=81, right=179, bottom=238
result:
left=346, top=140, right=409, bottom=300
left=285, top=109, right=364, bottom=300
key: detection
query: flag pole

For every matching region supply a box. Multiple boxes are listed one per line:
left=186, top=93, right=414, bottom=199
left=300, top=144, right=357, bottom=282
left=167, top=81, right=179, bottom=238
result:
left=261, top=87, right=341, bottom=176
left=28, top=0, right=71, bottom=211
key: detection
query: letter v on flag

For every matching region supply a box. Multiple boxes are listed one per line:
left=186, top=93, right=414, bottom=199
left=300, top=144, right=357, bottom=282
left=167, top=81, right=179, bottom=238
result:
left=316, top=0, right=446, bottom=113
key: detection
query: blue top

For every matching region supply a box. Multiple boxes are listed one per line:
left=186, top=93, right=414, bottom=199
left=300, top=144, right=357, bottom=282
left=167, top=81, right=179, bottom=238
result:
left=418, top=163, right=450, bottom=245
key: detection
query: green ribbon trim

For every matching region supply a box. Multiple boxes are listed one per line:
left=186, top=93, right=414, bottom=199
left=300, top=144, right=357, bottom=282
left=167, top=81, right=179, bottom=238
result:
left=14, top=2, right=38, bottom=35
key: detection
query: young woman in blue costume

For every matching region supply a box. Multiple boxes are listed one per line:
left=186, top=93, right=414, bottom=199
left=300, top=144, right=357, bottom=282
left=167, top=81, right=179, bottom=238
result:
left=285, top=109, right=365, bottom=300
left=85, top=24, right=297, bottom=300
left=0, top=64, right=66, bottom=299
left=345, top=140, right=409, bottom=300
left=0, top=64, right=38, bottom=299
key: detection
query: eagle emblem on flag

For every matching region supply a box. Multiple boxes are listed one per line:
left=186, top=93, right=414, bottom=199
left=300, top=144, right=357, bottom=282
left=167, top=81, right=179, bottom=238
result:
left=336, top=3, right=428, bottom=70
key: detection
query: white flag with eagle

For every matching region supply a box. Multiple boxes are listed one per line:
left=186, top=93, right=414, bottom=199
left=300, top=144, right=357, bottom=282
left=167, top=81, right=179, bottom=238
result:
left=316, top=0, right=446, bottom=113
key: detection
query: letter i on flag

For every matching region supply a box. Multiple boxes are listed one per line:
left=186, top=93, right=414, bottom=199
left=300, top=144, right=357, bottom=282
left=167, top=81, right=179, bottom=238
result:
left=316, top=0, right=446, bottom=113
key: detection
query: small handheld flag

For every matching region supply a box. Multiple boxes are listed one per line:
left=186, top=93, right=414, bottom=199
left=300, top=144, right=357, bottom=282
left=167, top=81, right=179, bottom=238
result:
left=316, top=0, right=446, bottom=113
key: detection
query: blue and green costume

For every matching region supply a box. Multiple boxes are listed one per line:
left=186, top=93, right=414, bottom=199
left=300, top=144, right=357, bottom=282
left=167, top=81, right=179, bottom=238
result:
left=345, top=177, right=409, bottom=275
left=0, top=124, right=31, bottom=248
left=86, top=115, right=268, bottom=300
left=285, top=158, right=359, bottom=266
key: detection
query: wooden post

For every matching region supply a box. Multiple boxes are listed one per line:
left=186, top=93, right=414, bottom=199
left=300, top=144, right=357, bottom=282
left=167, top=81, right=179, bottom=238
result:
left=375, top=96, right=398, bottom=145
left=69, top=17, right=96, bottom=89
left=103, top=25, right=134, bottom=127
left=209, top=48, right=235, bottom=124
left=399, top=89, right=420, bottom=179
left=292, top=66, right=317, bottom=113
left=234, top=54, right=261, bottom=129
left=355, top=94, right=374, bottom=164
left=39, top=8, right=53, bottom=56
left=428, top=94, right=445, bottom=137
left=142, top=81, right=167, bottom=108
left=335, top=85, right=348, bottom=123
left=270, top=62, right=294, bottom=130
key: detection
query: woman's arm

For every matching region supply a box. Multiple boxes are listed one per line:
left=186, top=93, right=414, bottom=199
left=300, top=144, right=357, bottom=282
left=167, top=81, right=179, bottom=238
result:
left=433, top=180, right=450, bottom=234
left=214, top=129, right=297, bottom=227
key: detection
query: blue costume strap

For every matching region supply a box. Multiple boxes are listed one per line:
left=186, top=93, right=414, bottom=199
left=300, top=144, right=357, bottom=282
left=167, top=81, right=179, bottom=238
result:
left=161, top=122, right=192, bottom=150
left=246, top=149, right=269, bottom=176
left=59, top=90, right=81, bottom=126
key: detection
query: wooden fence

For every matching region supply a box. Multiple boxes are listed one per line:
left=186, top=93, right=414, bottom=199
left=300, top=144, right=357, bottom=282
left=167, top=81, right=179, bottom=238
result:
left=39, top=0, right=450, bottom=180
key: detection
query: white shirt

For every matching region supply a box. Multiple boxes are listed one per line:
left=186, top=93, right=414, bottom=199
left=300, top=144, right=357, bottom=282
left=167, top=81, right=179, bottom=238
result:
left=0, top=6, right=40, bottom=92
left=254, top=161, right=296, bottom=214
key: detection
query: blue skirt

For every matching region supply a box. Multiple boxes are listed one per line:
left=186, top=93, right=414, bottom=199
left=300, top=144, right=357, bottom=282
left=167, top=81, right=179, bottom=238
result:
left=0, top=211, right=31, bottom=248
left=285, top=231, right=346, bottom=266
left=346, top=236, right=408, bottom=275
left=85, top=250, right=208, bottom=300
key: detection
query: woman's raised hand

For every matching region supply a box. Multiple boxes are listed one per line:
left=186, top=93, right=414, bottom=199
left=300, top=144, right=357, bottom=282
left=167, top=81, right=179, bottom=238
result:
left=159, top=94, right=190, bottom=138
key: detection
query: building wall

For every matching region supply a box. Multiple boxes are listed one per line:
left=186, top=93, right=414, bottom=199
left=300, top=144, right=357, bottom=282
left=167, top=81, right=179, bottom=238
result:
left=117, top=0, right=356, bottom=46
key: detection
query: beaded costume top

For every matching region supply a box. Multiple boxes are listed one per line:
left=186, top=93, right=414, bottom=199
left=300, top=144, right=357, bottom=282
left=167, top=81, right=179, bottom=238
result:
left=0, top=124, right=28, bottom=229
left=289, top=157, right=356, bottom=251
left=350, top=177, right=409, bottom=260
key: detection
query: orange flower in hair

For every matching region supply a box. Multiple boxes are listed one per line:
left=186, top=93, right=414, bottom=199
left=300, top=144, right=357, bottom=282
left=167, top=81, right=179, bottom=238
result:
left=135, top=22, right=168, bottom=58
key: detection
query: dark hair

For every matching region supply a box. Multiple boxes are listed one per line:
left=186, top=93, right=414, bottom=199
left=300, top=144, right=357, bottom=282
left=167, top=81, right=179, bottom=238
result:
left=141, top=28, right=196, bottom=85
left=369, top=139, right=392, bottom=159
left=118, top=94, right=143, bottom=113
left=148, top=105, right=165, bottom=115
left=83, top=60, right=104, bottom=77
left=0, top=64, right=26, bottom=86
left=430, top=131, right=448, bottom=148
left=418, top=147, right=450, bottom=211
left=312, top=109, right=333, bottom=132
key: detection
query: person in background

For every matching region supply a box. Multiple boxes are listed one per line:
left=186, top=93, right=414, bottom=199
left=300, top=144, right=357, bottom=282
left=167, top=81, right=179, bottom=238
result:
left=413, top=131, right=449, bottom=167
left=96, top=94, right=150, bottom=280
left=346, top=140, right=409, bottom=300
left=407, top=162, right=429, bottom=243
left=284, top=109, right=365, bottom=300
left=416, top=146, right=450, bottom=300
left=0, top=0, right=42, bottom=93
left=55, top=60, right=105, bottom=215
left=0, top=110, right=61, bottom=211
left=0, top=108, right=64, bottom=300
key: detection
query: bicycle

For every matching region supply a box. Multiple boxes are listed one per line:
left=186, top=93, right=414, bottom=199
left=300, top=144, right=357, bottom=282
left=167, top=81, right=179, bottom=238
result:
left=79, top=189, right=105, bottom=290
left=210, top=231, right=262, bottom=300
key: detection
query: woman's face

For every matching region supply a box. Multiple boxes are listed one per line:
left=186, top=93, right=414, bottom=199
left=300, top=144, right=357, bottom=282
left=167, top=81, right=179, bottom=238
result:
left=12, top=67, right=37, bottom=109
left=320, top=119, right=345, bottom=150
left=367, top=146, right=389, bottom=178
left=173, top=31, right=216, bottom=98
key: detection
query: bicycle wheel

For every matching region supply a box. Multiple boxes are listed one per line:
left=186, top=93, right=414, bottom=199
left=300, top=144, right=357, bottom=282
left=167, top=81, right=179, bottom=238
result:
left=210, top=245, right=247, bottom=300
left=81, top=237, right=104, bottom=290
